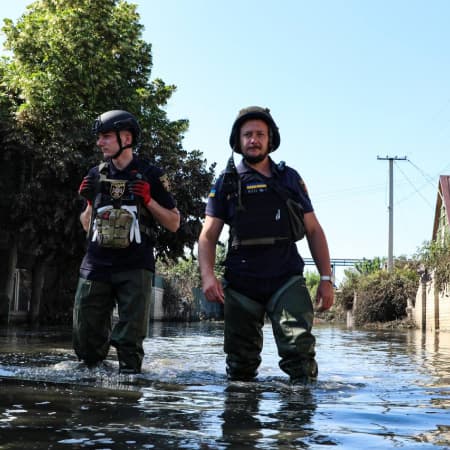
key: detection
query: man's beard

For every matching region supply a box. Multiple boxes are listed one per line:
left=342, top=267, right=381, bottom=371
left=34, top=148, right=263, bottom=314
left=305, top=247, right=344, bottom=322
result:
left=242, top=149, right=269, bottom=164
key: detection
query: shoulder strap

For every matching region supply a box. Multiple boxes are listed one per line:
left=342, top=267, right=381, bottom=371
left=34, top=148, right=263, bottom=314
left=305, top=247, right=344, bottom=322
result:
left=98, top=161, right=109, bottom=181
left=221, top=154, right=245, bottom=211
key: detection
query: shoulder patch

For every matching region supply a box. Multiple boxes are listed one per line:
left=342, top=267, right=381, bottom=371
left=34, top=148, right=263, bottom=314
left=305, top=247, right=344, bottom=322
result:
left=160, top=174, right=171, bottom=192
left=299, top=178, right=309, bottom=195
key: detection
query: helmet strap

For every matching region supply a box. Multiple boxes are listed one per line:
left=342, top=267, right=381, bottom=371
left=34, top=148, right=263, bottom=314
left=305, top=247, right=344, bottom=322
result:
left=269, top=128, right=273, bottom=151
left=111, top=130, right=133, bottom=159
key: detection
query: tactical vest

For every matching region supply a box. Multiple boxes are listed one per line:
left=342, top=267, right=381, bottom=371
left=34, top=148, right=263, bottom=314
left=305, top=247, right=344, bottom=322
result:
left=230, top=180, right=292, bottom=249
left=90, top=162, right=156, bottom=248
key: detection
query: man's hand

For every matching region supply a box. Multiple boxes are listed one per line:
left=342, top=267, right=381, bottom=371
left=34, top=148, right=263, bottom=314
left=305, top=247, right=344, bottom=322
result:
left=130, top=180, right=151, bottom=206
left=78, top=175, right=98, bottom=204
left=315, top=280, right=334, bottom=312
left=202, top=274, right=225, bottom=304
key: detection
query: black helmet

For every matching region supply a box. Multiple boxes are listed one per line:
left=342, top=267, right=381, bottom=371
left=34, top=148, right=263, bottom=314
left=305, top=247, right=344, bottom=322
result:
left=92, top=110, right=141, bottom=147
left=229, top=106, right=280, bottom=153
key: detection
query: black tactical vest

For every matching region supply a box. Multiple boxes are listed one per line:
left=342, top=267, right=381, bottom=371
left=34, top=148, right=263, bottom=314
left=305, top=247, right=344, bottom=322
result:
left=230, top=180, right=291, bottom=248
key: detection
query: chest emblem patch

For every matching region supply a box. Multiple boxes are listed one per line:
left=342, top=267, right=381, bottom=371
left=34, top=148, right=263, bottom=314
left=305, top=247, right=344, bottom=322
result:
left=160, top=174, right=171, bottom=192
left=110, top=181, right=126, bottom=199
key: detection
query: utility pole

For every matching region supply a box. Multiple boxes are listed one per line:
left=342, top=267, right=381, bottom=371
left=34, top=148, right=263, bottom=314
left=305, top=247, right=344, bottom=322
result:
left=377, top=155, right=407, bottom=272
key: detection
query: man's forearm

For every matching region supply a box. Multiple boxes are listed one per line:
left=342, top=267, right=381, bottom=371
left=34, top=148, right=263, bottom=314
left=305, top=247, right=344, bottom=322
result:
left=146, top=200, right=180, bottom=232
left=80, top=205, right=92, bottom=232
left=307, top=227, right=332, bottom=275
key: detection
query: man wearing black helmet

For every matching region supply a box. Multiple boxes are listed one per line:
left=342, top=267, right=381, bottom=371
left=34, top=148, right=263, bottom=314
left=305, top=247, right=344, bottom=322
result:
left=74, top=110, right=180, bottom=374
left=198, top=106, right=333, bottom=384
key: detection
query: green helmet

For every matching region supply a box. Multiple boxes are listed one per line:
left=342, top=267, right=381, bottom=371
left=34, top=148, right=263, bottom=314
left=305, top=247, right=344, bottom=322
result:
left=92, top=110, right=141, bottom=147
left=229, top=106, right=280, bottom=153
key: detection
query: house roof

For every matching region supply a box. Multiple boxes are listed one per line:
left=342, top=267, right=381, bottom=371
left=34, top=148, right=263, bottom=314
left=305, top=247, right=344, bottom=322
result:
left=432, top=175, right=450, bottom=241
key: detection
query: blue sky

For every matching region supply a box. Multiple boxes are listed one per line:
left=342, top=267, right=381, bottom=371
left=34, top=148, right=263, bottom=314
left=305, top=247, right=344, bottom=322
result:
left=2, top=1, right=450, bottom=278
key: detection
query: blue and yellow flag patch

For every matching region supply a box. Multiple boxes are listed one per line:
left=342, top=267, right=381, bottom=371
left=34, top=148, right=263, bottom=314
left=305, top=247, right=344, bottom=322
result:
left=246, top=183, right=267, bottom=193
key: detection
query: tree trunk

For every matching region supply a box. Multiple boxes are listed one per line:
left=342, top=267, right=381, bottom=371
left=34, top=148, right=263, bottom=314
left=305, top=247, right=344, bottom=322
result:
left=0, top=234, right=17, bottom=324
left=29, top=257, right=46, bottom=325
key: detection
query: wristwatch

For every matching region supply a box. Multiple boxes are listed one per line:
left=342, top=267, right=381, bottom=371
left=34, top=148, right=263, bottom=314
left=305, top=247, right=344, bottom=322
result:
left=320, top=275, right=333, bottom=283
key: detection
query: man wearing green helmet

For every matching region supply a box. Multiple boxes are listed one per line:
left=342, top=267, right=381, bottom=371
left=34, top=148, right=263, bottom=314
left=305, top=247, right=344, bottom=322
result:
left=198, top=106, right=333, bottom=384
left=74, top=110, right=180, bottom=374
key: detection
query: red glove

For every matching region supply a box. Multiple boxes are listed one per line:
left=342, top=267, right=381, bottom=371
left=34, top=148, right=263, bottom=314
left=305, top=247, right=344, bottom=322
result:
left=130, top=180, right=151, bottom=205
left=78, top=175, right=97, bottom=205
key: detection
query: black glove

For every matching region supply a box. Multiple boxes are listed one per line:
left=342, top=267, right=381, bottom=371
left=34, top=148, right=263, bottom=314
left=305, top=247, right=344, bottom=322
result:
left=78, top=175, right=98, bottom=204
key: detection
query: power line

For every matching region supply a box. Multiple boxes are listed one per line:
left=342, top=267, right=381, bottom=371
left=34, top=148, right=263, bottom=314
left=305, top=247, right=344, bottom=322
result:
left=395, top=161, right=434, bottom=208
left=407, top=159, right=437, bottom=188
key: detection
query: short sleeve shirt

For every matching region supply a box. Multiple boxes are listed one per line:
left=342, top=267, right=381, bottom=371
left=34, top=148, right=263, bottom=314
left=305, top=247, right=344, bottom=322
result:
left=80, top=155, right=176, bottom=280
left=205, top=158, right=313, bottom=278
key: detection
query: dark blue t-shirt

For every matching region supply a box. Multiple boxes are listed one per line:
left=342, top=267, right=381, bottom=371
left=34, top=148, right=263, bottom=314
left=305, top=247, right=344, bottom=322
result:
left=205, top=158, right=313, bottom=278
left=80, top=155, right=176, bottom=280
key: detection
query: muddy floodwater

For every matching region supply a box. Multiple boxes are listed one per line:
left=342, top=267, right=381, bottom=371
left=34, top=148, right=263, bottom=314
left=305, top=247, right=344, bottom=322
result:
left=0, top=322, right=449, bottom=449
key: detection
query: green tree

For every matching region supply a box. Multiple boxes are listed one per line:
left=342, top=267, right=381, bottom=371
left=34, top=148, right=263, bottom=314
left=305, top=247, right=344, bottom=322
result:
left=0, top=0, right=214, bottom=323
left=305, top=271, right=320, bottom=300
left=156, top=241, right=227, bottom=305
left=417, top=238, right=450, bottom=291
left=354, top=257, right=385, bottom=275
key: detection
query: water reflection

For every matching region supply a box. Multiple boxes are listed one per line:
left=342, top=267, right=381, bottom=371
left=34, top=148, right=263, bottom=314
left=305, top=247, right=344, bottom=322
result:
left=0, top=323, right=449, bottom=449
left=219, top=383, right=321, bottom=449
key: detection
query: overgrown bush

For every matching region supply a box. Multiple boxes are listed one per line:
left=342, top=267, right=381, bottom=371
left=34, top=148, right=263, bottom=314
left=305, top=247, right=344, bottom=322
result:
left=155, top=243, right=226, bottom=320
left=335, top=269, right=361, bottom=311
left=353, top=270, right=418, bottom=325
left=156, top=256, right=200, bottom=321
left=335, top=257, right=420, bottom=326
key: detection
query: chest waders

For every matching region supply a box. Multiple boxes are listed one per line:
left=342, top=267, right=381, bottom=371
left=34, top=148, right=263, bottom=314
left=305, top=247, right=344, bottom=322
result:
left=219, top=159, right=316, bottom=383
left=224, top=275, right=317, bottom=383
left=74, top=162, right=156, bottom=373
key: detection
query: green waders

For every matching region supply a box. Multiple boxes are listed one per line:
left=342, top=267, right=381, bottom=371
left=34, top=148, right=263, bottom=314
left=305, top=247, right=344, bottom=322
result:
left=224, top=275, right=317, bottom=382
left=73, top=269, right=152, bottom=372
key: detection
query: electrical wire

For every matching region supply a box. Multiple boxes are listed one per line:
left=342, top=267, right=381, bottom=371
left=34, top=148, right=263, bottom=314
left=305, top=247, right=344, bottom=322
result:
left=394, top=160, right=434, bottom=208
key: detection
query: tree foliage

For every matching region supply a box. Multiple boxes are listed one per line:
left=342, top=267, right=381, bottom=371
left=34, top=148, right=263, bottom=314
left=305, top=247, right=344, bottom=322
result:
left=354, top=257, right=384, bottom=275
left=0, top=0, right=215, bottom=320
left=304, top=271, right=320, bottom=300
left=156, top=241, right=226, bottom=303
left=417, top=237, right=450, bottom=292
left=0, top=0, right=214, bottom=259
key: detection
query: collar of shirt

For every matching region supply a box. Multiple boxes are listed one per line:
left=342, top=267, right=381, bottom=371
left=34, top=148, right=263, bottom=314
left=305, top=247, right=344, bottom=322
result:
left=108, top=155, right=139, bottom=177
left=236, top=157, right=283, bottom=179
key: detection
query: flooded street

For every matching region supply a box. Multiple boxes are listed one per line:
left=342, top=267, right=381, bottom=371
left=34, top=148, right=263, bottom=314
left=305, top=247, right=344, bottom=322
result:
left=0, top=322, right=449, bottom=449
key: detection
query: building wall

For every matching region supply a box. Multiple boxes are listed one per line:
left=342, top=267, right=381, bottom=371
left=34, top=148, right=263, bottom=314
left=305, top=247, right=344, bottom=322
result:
left=413, top=280, right=427, bottom=330
left=439, top=286, right=450, bottom=331
left=414, top=276, right=450, bottom=332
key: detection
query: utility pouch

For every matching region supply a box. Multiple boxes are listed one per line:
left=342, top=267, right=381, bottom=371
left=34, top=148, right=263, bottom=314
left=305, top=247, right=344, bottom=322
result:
left=94, top=207, right=134, bottom=248
left=285, top=198, right=305, bottom=241
left=257, top=173, right=306, bottom=242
